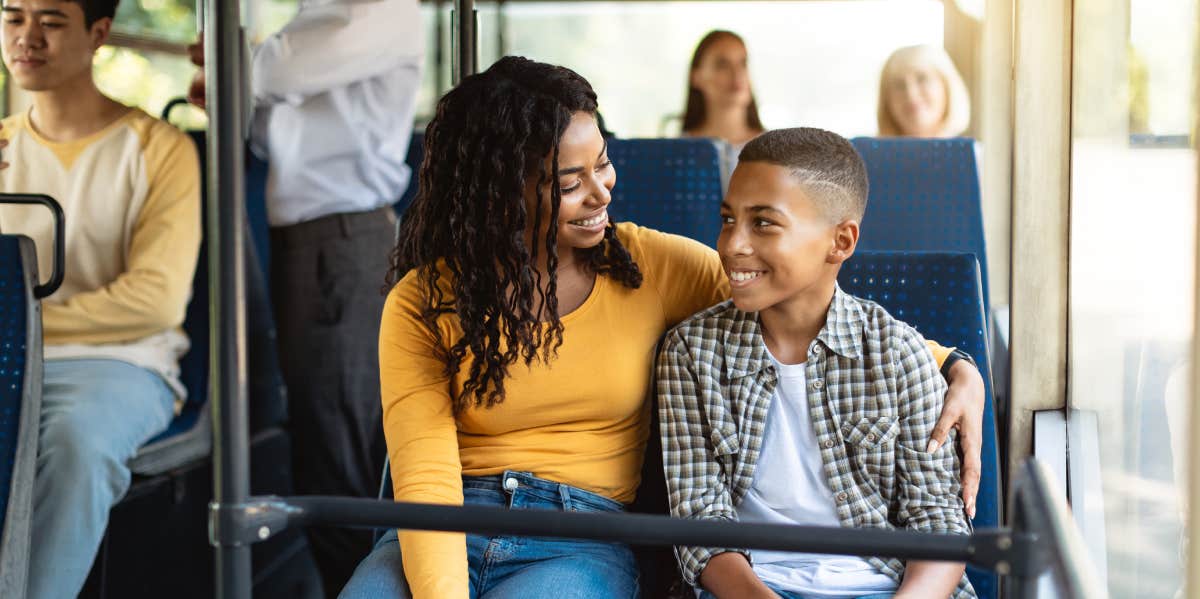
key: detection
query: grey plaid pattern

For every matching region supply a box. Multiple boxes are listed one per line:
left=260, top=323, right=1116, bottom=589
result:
left=657, top=286, right=975, bottom=598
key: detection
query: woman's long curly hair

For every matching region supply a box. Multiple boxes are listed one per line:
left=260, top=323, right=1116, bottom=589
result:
left=386, top=56, right=643, bottom=413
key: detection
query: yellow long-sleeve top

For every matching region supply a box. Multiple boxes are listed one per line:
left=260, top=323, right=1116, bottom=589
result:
left=381, top=222, right=953, bottom=598
left=0, top=107, right=201, bottom=398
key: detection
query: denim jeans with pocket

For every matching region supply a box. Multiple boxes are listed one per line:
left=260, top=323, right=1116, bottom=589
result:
left=340, top=470, right=640, bottom=598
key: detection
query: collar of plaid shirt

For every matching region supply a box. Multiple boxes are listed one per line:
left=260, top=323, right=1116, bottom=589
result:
left=724, top=284, right=865, bottom=379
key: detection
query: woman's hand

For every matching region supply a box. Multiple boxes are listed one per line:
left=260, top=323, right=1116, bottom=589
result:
left=930, top=359, right=986, bottom=518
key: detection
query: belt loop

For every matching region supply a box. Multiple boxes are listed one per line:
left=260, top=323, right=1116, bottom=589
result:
left=338, top=212, right=352, bottom=238
left=558, top=484, right=572, bottom=511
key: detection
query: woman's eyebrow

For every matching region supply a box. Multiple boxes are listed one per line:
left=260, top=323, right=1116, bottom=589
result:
left=557, top=141, right=609, bottom=177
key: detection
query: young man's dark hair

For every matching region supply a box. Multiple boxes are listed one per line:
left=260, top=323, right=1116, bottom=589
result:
left=70, top=0, right=120, bottom=27
left=739, top=127, right=869, bottom=222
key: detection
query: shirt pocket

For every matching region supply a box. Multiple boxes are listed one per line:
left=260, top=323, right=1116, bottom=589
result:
left=841, top=415, right=899, bottom=449
left=839, top=415, right=899, bottom=503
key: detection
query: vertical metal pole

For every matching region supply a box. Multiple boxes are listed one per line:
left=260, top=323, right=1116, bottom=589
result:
left=453, top=0, right=476, bottom=84
left=205, top=0, right=250, bottom=595
left=435, top=0, right=446, bottom=96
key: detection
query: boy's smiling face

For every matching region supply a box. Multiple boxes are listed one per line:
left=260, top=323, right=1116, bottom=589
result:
left=717, top=161, right=857, bottom=314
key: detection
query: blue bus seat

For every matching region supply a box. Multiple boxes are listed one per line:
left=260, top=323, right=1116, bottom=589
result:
left=0, top=236, right=41, bottom=599
left=128, top=131, right=286, bottom=475
left=850, top=138, right=989, bottom=314
left=838, top=251, right=1001, bottom=599
left=607, top=138, right=724, bottom=248
left=92, top=125, right=316, bottom=597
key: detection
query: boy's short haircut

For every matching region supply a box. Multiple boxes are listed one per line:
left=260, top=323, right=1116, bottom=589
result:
left=738, top=127, right=868, bottom=222
left=67, top=0, right=120, bottom=27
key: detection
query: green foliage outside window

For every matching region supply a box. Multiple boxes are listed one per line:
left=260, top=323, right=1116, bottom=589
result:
left=113, top=0, right=197, bottom=43
left=94, top=46, right=206, bottom=129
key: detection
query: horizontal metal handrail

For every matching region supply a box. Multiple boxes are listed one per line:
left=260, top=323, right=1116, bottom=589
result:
left=210, top=456, right=1106, bottom=599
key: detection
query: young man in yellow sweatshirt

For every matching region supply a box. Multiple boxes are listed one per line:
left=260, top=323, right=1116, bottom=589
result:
left=0, top=1, right=201, bottom=597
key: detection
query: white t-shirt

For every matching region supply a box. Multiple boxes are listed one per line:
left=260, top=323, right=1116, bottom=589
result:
left=733, top=347, right=898, bottom=599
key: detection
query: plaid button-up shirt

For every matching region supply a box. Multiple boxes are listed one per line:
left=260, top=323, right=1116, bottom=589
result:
left=656, top=286, right=975, bottom=598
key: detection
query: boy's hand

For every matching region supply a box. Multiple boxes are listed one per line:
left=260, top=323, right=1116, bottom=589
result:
left=930, top=359, right=985, bottom=518
left=699, top=552, right=779, bottom=599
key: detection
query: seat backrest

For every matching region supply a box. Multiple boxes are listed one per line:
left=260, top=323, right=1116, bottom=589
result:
left=185, top=131, right=284, bottom=427
left=850, top=137, right=989, bottom=312
left=838, top=250, right=1000, bottom=599
left=607, top=138, right=724, bottom=248
left=139, top=132, right=285, bottom=454
left=0, top=236, right=42, bottom=599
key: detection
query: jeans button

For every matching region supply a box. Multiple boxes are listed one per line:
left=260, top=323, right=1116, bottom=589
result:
left=503, top=477, right=519, bottom=491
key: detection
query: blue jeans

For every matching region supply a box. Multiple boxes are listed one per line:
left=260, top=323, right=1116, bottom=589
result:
left=27, top=359, right=176, bottom=599
left=340, top=471, right=640, bottom=598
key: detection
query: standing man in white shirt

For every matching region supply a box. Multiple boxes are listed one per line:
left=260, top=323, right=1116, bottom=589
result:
left=190, top=1, right=423, bottom=594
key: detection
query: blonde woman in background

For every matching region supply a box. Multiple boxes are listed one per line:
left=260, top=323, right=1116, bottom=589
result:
left=877, top=44, right=970, bottom=138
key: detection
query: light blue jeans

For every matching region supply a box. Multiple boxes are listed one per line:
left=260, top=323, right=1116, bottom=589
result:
left=339, top=471, right=640, bottom=598
left=27, top=359, right=176, bottom=599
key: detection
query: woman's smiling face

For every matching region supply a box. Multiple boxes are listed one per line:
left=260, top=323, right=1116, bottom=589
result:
left=524, top=111, right=616, bottom=256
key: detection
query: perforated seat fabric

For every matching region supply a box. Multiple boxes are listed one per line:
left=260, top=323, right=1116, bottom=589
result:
left=838, top=251, right=1000, bottom=599
left=0, top=236, right=41, bottom=599
left=607, top=138, right=724, bottom=248
left=850, top=138, right=989, bottom=312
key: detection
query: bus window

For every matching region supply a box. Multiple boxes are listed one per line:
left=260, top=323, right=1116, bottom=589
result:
left=421, top=0, right=945, bottom=138
left=94, top=47, right=204, bottom=128
left=1068, top=0, right=1197, bottom=597
left=78, top=0, right=206, bottom=128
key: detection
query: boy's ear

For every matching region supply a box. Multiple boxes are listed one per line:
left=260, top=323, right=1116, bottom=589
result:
left=90, top=17, right=113, bottom=51
left=827, top=220, right=860, bottom=265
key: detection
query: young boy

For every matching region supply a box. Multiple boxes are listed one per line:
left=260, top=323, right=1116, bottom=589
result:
left=0, top=1, right=200, bottom=596
left=657, top=128, right=974, bottom=599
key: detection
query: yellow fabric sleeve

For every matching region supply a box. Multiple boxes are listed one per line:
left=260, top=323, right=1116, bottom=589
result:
left=619, top=224, right=729, bottom=326
left=926, top=340, right=953, bottom=368
left=41, top=127, right=201, bottom=345
left=379, top=279, right=470, bottom=599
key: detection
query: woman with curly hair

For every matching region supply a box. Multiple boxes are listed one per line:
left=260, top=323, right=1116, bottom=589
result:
left=340, top=56, right=986, bottom=599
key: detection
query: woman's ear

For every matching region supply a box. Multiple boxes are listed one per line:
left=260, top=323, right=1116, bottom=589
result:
left=828, top=220, right=860, bottom=265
